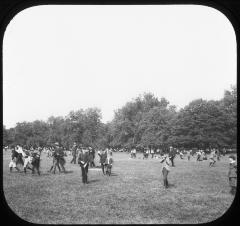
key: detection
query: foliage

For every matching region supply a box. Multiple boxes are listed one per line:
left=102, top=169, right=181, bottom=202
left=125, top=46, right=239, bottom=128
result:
left=3, top=86, right=237, bottom=150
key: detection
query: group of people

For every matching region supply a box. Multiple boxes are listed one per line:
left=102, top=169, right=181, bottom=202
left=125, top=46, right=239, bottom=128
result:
left=7, top=144, right=236, bottom=194
left=9, top=145, right=41, bottom=175
left=7, top=142, right=114, bottom=184
left=158, top=146, right=237, bottom=195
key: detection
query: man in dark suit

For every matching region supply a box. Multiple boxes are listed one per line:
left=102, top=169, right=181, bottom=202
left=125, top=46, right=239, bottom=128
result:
left=98, top=149, right=107, bottom=175
left=78, top=147, right=90, bottom=184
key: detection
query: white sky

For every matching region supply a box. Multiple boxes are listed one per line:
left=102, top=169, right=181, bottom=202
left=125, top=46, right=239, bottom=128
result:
left=3, top=5, right=236, bottom=129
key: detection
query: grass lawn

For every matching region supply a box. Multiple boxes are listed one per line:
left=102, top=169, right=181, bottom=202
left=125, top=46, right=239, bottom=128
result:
left=3, top=151, right=235, bottom=224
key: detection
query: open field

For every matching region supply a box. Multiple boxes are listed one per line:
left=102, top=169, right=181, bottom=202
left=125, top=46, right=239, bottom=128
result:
left=3, top=151, right=235, bottom=224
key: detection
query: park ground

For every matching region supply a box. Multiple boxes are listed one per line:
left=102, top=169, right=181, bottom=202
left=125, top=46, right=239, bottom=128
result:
left=3, top=151, right=236, bottom=224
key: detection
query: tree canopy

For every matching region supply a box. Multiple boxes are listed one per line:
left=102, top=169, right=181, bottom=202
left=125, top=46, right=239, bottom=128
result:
left=3, top=86, right=237, bottom=150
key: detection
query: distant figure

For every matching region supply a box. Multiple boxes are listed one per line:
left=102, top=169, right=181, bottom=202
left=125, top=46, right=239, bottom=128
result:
left=106, top=151, right=114, bottom=176
left=160, top=154, right=171, bottom=189
left=132, top=148, right=136, bottom=158
left=179, top=151, right=184, bottom=159
left=216, top=149, right=221, bottom=161
left=70, top=142, right=78, bottom=164
left=187, top=150, right=191, bottom=161
left=89, top=147, right=96, bottom=168
left=196, top=151, right=201, bottom=161
left=202, top=151, right=207, bottom=160
left=150, top=149, right=155, bottom=158
left=143, top=149, right=149, bottom=159
left=228, top=155, right=237, bottom=195
left=209, top=150, right=216, bottom=167
left=169, top=146, right=176, bottom=167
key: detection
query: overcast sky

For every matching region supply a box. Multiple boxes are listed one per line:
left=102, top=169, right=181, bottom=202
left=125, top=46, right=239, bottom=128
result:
left=3, top=5, right=236, bottom=129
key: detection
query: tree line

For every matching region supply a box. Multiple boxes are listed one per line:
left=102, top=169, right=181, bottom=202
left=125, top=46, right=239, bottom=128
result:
left=3, top=85, right=236, bottom=151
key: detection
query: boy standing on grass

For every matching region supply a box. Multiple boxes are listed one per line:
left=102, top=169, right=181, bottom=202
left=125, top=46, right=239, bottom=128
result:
left=160, top=154, right=171, bottom=189
left=106, top=151, right=114, bottom=176
left=228, top=155, right=237, bottom=195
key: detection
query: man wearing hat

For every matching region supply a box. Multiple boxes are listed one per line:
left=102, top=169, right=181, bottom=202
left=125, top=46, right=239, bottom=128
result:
left=77, top=147, right=90, bottom=184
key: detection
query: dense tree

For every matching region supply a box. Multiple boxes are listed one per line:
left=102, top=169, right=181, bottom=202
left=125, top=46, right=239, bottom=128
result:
left=3, top=86, right=236, bottom=151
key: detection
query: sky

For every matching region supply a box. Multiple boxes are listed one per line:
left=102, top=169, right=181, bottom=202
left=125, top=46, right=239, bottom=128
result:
left=3, top=5, right=236, bottom=129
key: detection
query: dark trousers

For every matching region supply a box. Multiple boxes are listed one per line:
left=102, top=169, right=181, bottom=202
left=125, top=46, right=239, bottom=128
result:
left=90, top=160, right=95, bottom=167
left=71, top=155, right=76, bottom=164
left=80, top=163, right=89, bottom=183
left=170, top=157, right=175, bottom=166
left=106, top=164, right=112, bottom=176
left=101, top=163, right=106, bottom=174
left=162, top=167, right=169, bottom=188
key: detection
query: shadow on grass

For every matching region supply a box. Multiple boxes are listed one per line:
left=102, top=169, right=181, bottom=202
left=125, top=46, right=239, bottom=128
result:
left=109, top=173, right=118, bottom=176
left=88, top=179, right=101, bottom=183
left=63, top=170, right=74, bottom=174
left=167, top=183, right=176, bottom=188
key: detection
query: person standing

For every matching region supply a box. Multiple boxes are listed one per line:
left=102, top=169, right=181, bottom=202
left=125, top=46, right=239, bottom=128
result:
left=151, top=149, right=154, bottom=158
left=160, top=154, right=171, bottom=189
left=70, top=142, right=78, bottom=164
left=58, top=145, right=66, bottom=173
left=228, top=155, right=237, bottom=195
left=187, top=150, right=191, bottom=161
left=89, top=147, right=95, bottom=167
left=106, top=151, right=114, bottom=176
left=179, top=151, right=184, bottom=159
left=78, top=147, right=90, bottom=184
left=169, top=146, right=176, bottom=167
left=98, top=149, right=108, bottom=175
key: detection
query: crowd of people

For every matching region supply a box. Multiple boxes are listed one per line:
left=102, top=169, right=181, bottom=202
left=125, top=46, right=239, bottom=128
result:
left=6, top=143, right=114, bottom=184
left=5, top=143, right=237, bottom=194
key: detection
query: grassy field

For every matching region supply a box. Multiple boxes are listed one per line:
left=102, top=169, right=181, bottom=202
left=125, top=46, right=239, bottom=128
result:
left=3, top=151, right=235, bottom=224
